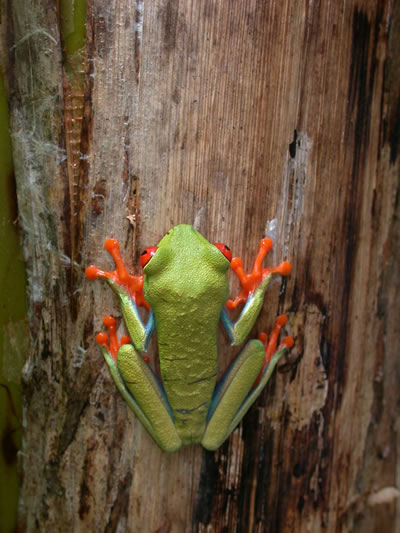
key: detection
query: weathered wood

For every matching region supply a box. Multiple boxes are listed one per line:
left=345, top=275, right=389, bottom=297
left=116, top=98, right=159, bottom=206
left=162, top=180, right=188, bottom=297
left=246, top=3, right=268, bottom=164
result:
left=8, top=0, right=399, bottom=531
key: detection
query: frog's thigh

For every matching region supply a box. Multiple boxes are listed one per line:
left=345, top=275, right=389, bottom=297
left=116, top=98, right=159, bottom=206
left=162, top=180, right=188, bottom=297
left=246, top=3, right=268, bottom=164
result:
left=116, top=345, right=182, bottom=452
left=201, top=339, right=264, bottom=451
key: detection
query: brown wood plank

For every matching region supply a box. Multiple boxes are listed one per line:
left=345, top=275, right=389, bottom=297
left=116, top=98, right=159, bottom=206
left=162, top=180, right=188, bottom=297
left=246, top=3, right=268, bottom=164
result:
left=7, top=0, right=399, bottom=531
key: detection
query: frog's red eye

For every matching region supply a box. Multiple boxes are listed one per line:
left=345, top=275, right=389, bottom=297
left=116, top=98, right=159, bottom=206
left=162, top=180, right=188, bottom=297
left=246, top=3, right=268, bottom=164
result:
left=214, top=243, right=232, bottom=262
left=140, top=246, right=158, bottom=268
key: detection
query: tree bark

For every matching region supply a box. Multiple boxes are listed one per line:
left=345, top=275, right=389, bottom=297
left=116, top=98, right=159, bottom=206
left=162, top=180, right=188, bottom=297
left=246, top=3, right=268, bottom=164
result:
left=7, top=0, right=399, bottom=531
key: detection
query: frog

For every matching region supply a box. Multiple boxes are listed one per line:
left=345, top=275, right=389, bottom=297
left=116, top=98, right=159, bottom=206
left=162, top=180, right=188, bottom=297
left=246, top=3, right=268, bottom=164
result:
left=85, top=224, right=293, bottom=452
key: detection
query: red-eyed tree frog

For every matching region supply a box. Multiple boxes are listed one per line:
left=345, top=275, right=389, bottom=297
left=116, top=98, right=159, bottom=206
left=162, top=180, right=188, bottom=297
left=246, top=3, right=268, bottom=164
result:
left=86, top=224, right=293, bottom=452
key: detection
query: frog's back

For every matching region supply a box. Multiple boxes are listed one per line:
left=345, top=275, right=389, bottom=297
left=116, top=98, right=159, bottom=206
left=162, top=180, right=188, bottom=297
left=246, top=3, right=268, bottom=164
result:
left=155, top=303, right=220, bottom=444
left=143, top=225, right=230, bottom=444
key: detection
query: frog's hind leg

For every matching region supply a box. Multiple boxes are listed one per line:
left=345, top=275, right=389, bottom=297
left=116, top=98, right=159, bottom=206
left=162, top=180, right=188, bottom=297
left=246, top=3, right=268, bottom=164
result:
left=116, top=345, right=182, bottom=452
left=97, top=317, right=181, bottom=453
left=201, top=315, right=293, bottom=451
left=201, top=340, right=264, bottom=450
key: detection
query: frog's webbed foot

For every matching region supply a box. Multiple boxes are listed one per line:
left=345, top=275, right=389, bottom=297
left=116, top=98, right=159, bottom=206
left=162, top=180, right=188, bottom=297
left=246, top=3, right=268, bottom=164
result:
left=86, top=239, right=154, bottom=352
left=86, top=238, right=148, bottom=307
left=201, top=315, right=293, bottom=451
left=96, top=316, right=182, bottom=453
left=227, top=238, right=291, bottom=309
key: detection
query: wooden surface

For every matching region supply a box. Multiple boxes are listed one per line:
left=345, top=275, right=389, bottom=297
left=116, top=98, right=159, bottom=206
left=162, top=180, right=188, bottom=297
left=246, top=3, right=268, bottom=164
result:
left=7, top=0, right=399, bottom=531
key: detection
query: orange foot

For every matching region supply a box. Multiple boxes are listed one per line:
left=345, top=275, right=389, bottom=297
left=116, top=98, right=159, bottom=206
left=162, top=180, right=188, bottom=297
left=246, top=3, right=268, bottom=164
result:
left=86, top=239, right=149, bottom=309
left=96, top=315, right=150, bottom=363
left=253, top=314, right=294, bottom=387
left=226, top=238, right=291, bottom=309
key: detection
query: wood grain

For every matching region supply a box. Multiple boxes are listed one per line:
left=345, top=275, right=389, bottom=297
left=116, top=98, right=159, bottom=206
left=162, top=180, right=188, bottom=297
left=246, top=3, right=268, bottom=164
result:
left=7, top=0, right=399, bottom=531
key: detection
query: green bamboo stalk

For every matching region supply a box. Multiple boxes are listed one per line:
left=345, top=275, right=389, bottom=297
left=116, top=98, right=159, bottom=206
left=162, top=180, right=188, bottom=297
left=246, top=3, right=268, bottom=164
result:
left=0, top=70, right=28, bottom=533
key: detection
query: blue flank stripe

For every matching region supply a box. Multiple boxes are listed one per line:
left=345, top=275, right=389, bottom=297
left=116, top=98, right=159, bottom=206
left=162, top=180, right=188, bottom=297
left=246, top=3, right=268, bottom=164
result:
left=144, top=309, right=155, bottom=350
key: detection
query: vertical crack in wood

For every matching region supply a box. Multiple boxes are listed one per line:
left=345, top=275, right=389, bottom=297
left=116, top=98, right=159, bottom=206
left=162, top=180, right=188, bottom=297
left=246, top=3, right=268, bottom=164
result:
left=58, top=0, right=93, bottom=320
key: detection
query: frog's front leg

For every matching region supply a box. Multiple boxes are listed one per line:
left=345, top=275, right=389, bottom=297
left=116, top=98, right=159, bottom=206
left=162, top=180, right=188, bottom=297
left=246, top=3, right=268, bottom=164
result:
left=97, top=317, right=182, bottom=453
left=86, top=238, right=154, bottom=352
left=202, top=316, right=293, bottom=451
left=221, top=237, right=291, bottom=345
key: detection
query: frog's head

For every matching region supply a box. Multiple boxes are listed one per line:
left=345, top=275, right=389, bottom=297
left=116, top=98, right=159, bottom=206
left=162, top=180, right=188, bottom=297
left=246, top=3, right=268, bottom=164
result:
left=142, top=225, right=231, bottom=309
